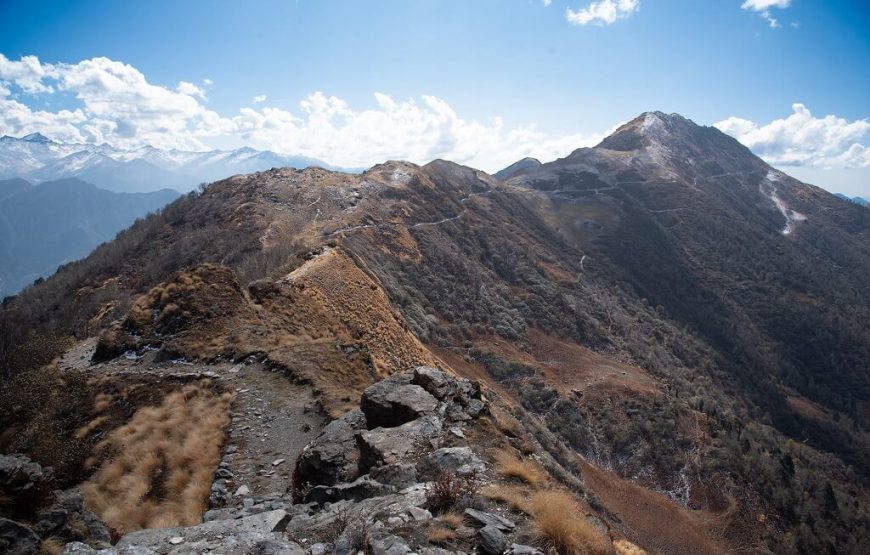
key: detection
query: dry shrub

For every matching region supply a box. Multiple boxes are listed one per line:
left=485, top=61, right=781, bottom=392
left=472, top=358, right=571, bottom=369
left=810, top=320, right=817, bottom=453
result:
left=82, top=380, right=233, bottom=533
left=426, top=470, right=480, bottom=513
left=493, top=448, right=548, bottom=487
left=528, top=490, right=614, bottom=555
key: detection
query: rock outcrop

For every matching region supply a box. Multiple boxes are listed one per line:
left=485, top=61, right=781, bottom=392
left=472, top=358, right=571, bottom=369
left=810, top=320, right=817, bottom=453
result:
left=62, top=366, right=510, bottom=555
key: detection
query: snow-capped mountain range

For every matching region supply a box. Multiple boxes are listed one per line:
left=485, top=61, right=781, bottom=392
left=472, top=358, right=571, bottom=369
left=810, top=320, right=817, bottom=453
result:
left=0, top=133, right=345, bottom=193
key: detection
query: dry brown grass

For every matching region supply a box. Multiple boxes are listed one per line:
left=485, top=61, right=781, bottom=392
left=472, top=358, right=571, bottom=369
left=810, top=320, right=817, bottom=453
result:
left=75, top=415, right=109, bottom=440
left=527, top=490, right=614, bottom=555
left=439, top=511, right=465, bottom=528
left=482, top=483, right=532, bottom=513
left=426, top=525, right=457, bottom=545
left=613, top=539, right=647, bottom=555
left=493, top=447, right=548, bottom=487
left=82, top=380, right=233, bottom=533
left=93, top=393, right=114, bottom=413
left=40, top=537, right=64, bottom=555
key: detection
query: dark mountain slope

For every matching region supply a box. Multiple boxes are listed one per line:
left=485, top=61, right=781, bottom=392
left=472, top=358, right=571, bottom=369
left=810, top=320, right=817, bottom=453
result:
left=0, top=178, right=179, bottom=297
left=2, top=114, right=868, bottom=554
left=504, top=113, right=870, bottom=454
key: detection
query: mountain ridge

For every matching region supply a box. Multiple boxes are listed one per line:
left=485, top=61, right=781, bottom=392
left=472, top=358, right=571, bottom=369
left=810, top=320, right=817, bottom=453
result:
left=1, top=111, right=868, bottom=554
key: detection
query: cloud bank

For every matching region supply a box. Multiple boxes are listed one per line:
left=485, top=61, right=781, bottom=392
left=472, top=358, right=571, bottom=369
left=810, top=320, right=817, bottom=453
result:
left=715, top=104, right=870, bottom=169
left=1, top=55, right=866, bottom=178
left=0, top=54, right=602, bottom=172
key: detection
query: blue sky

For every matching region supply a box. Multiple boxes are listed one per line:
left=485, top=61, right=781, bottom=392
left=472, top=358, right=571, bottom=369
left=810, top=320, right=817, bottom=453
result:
left=1, top=0, right=868, bottom=194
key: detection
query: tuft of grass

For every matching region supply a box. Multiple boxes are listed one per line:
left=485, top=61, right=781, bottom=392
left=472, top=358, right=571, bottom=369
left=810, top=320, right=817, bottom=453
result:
left=482, top=483, right=532, bottom=513
left=93, top=393, right=114, bottom=413
left=82, top=380, right=233, bottom=533
left=426, top=525, right=457, bottom=545
left=493, top=447, right=548, bottom=487
left=439, top=511, right=465, bottom=529
left=613, top=539, right=647, bottom=555
left=40, top=537, right=64, bottom=555
left=528, top=490, right=614, bottom=555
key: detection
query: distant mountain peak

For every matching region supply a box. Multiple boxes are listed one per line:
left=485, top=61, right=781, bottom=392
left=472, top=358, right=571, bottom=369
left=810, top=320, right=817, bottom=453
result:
left=21, top=132, right=53, bottom=144
left=494, top=157, right=542, bottom=180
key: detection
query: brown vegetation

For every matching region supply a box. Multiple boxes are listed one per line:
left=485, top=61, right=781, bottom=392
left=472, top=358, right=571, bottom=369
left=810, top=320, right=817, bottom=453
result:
left=492, top=447, right=548, bottom=487
left=527, top=490, right=614, bottom=555
left=82, top=380, right=233, bottom=533
left=426, top=470, right=480, bottom=514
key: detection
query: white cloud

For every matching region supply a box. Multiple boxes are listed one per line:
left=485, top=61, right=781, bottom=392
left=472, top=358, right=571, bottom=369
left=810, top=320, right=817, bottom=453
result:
left=541, top=0, right=552, bottom=6
left=715, top=104, right=870, bottom=168
left=231, top=91, right=603, bottom=170
left=741, top=0, right=790, bottom=10
left=566, top=0, right=639, bottom=26
left=741, top=0, right=792, bottom=28
left=0, top=54, right=603, bottom=171
left=252, top=94, right=267, bottom=104
left=203, top=78, right=214, bottom=86
left=177, top=81, right=206, bottom=99
left=0, top=54, right=55, bottom=93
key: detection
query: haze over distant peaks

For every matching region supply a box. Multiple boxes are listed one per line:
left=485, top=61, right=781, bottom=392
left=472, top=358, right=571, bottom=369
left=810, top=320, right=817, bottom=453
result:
left=0, top=134, right=350, bottom=194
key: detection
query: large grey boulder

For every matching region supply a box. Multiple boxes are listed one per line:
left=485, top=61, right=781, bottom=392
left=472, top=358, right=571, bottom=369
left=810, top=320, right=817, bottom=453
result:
left=0, top=454, right=53, bottom=517
left=35, top=490, right=111, bottom=546
left=306, top=476, right=394, bottom=505
left=295, top=410, right=367, bottom=487
left=63, top=511, right=301, bottom=554
left=367, top=532, right=414, bottom=555
left=356, top=416, right=442, bottom=473
left=370, top=462, right=418, bottom=489
left=412, top=367, right=456, bottom=399
left=477, top=525, right=508, bottom=555
left=361, top=381, right=438, bottom=428
left=418, top=447, right=486, bottom=480
left=0, top=517, right=41, bottom=555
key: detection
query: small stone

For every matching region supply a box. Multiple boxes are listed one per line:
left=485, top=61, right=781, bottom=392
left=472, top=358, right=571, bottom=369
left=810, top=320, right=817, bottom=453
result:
left=507, top=544, right=544, bottom=555
left=310, top=542, right=329, bottom=555
left=169, top=536, right=184, bottom=545
left=235, top=485, right=250, bottom=496
left=407, top=506, right=432, bottom=521
left=272, top=458, right=287, bottom=466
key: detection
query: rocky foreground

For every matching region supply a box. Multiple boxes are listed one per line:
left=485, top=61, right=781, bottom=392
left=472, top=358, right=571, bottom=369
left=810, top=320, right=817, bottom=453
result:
left=2, top=366, right=633, bottom=555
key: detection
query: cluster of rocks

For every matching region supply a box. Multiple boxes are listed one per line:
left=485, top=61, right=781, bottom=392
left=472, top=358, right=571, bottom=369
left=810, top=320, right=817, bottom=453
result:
left=0, top=454, right=110, bottom=555
left=58, top=366, right=545, bottom=555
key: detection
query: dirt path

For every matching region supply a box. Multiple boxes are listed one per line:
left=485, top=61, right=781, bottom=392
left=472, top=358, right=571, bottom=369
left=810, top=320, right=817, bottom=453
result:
left=58, top=341, right=328, bottom=499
